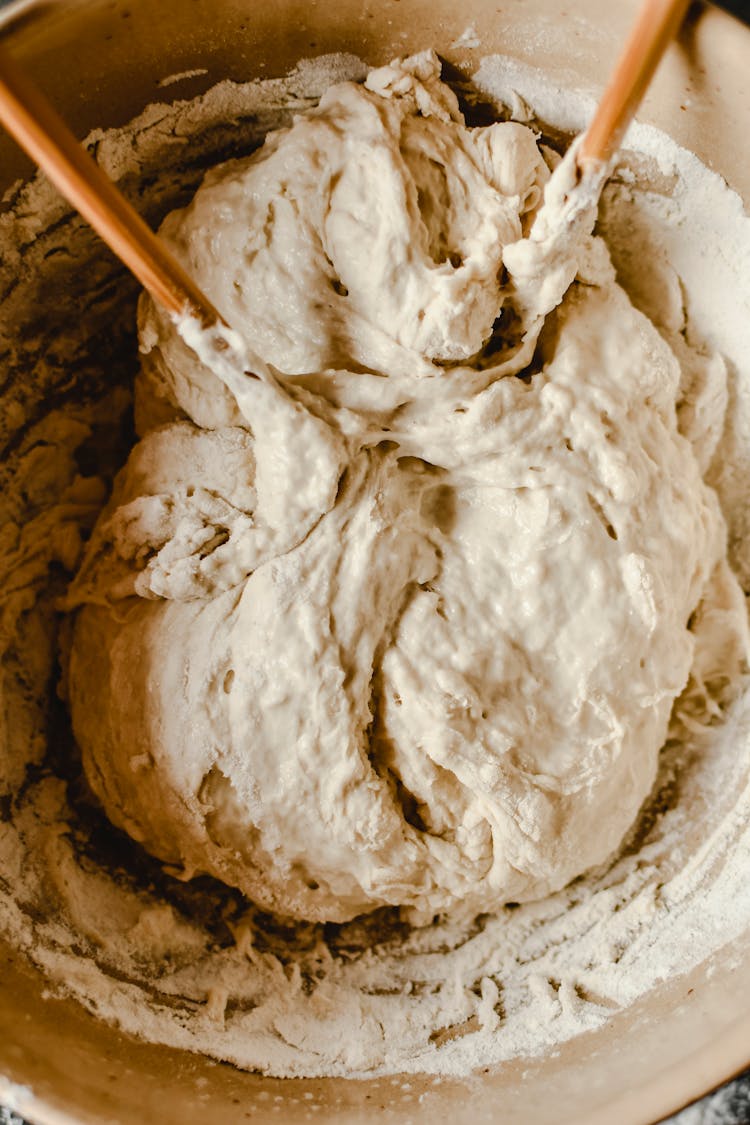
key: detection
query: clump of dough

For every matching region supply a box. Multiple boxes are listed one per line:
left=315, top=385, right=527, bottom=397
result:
left=66, top=52, right=747, bottom=924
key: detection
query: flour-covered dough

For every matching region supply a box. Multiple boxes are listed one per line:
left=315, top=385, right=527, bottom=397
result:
left=66, top=52, right=742, bottom=924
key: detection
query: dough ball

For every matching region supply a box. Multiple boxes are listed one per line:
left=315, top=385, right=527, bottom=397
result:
left=66, top=53, right=743, bottom=924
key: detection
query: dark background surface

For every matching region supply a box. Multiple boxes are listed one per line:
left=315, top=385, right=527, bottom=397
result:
left=0, top=0, right=749, bottom=1122
left=714, top=0, right=750, bottom=22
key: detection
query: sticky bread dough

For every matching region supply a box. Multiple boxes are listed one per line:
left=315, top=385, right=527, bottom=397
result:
left=65, top=51, right=746, bottom=924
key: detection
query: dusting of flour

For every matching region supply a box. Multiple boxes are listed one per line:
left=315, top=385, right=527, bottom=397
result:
left=1, top=51, right=750, bottom=1081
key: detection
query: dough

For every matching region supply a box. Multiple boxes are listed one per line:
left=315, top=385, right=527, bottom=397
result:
left=65, top=52, right=741, bottom=924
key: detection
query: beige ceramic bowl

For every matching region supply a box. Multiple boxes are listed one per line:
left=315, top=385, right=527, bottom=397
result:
left=1, top=1, right=749, bottom=1122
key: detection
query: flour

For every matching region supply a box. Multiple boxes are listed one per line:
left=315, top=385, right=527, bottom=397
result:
left=1, top=51, right=750, bottom=1081
left=158, top=69, right=209, bottom=88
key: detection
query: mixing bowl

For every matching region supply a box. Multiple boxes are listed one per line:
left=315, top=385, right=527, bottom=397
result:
left=1, top=1, right=750, bottom=1121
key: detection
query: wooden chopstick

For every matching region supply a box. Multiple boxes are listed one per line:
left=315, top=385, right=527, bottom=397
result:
left=0, top=42, right=223, bottom=328
left=578, top=0, right=692, bottom=166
